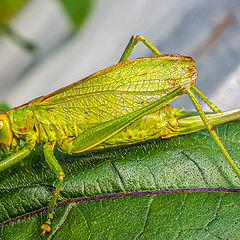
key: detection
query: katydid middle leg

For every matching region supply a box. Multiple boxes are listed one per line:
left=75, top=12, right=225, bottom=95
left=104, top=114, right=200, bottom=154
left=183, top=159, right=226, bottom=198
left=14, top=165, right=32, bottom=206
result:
left=41, top=142, right=65, bottom=236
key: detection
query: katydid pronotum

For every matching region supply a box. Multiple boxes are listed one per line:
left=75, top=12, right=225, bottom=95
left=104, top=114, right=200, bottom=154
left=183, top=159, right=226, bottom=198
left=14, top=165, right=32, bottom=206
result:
left=0, top=35, right=239, bottom=235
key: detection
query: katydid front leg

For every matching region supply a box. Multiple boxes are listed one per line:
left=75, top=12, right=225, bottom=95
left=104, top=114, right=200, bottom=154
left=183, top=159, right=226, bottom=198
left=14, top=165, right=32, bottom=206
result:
left=41, top=142, right=65, bottom=236
left=0, top=142, right=35, bottom=172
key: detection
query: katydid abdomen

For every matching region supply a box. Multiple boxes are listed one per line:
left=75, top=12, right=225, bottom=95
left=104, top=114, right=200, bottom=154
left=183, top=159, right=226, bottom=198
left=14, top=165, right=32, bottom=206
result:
left=4, top=103, right=181, bottom=154
left=5, top=103, right=240, bottom=155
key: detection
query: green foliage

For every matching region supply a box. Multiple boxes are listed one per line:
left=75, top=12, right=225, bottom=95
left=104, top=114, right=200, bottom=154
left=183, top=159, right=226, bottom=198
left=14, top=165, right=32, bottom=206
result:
left=0, top=120, right=240, bottom=239
left=57, top=0, right=94, bottom=29
left=0, top=1, right=37, bottom=53
left=0, top=0, right=93, bottom=30
left=0, top=0, right=28, bottom=28
left=0, top=0, right=94, bottom=53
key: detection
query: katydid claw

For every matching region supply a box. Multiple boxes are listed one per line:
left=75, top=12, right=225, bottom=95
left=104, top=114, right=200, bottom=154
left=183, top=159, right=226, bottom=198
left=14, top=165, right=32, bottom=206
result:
left=40, top=223, right=51, bottom=236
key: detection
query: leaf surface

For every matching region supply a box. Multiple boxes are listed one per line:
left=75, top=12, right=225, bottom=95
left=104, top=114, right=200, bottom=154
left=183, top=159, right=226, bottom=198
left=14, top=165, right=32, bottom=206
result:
left=0, top=120, right=240, bottom=240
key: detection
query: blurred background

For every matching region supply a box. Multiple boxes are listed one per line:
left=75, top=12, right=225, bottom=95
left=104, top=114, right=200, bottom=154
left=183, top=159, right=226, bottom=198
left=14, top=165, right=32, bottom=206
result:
left=0, top=0, right=239, bottom=111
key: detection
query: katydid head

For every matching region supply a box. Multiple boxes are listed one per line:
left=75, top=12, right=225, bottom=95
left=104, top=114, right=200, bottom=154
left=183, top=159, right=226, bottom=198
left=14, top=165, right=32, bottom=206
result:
left=0, top=112, right=13, bottom=154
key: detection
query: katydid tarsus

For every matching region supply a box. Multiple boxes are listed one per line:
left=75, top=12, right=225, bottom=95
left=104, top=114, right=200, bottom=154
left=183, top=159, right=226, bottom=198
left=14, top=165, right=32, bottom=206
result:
left=0, top=35, right=239, bottom=235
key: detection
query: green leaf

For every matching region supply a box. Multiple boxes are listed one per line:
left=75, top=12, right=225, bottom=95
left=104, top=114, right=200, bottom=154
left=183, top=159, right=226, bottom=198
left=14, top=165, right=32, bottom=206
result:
left=0, top=120, right=240, bottom=239
left=0, top=0, right=38, bottom=53
left=57, top=0, right=94, bottom=30
left=0, top=0, right=28, bottom=28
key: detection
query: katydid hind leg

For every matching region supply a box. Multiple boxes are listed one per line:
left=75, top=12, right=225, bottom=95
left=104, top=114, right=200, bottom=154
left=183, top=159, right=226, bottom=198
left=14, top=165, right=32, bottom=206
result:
left=190, top=85, right=221, bottom=113
left=186, top=88, right=240, bottom=181
left=71, top=87, right=183, bottom=153
left=41, top=142, right=65, bottom=236
left=119, top=35, right=162, bottom=63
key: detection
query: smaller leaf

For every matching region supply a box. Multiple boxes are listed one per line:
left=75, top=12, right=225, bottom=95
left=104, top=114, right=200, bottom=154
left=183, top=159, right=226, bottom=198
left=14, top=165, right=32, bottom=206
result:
left=57, top=0, right=94, bottom=29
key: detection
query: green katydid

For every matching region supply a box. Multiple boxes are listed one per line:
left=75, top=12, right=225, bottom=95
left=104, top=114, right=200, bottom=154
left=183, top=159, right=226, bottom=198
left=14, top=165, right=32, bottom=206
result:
left=0, top=35, right=239, bottom=235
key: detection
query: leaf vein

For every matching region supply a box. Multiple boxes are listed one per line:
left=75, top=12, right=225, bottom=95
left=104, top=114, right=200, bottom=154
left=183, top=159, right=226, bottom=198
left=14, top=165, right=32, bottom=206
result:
left=134, top=196, right=154, bottom=239
left=108, top=161, right=126, bottom=192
